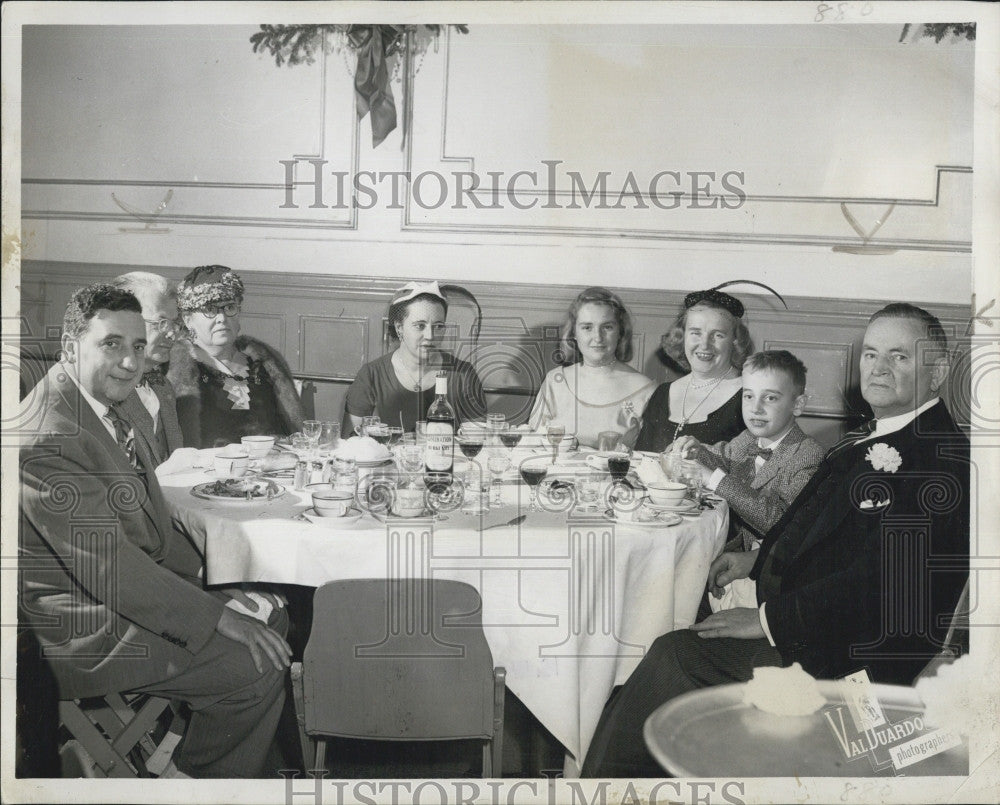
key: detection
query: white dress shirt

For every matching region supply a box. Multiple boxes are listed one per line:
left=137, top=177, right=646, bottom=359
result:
left=135, top=379, right=161, bottom=433
left=65, top=366, right=117, bottom=442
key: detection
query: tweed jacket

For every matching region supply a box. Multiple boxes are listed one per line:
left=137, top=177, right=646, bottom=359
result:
left=118, top=371, right=184, bottom=467
left=168, top=334, right=304, bottom=448
left=695, top=422, right=825, bottom=545
left=751, top=401, right=969, bottom=684
left=19, top=365, right=225, bottom=699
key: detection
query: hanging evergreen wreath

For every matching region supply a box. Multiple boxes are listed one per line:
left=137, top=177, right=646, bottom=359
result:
left=251, top=24, right=468, bottom=147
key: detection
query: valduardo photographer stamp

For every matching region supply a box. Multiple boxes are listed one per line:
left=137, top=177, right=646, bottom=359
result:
left=822, top=670, right=966, bottom=774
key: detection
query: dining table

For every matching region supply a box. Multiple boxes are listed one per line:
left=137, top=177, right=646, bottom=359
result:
left=157, top=447, right=729, bottom=770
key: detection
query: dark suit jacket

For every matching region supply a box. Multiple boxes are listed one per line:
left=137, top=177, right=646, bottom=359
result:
left=19, top=365, right=225, bottom=699
left=697, top=422, right=825, bottom=546
left=119, top=374, right=184, bottom=467
left=751, top=401, right=969, bottom=684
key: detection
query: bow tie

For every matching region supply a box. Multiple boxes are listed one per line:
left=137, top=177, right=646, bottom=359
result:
left=749, top=445, right=773, bottom=461
left=141, top=367, right=166, bottom=386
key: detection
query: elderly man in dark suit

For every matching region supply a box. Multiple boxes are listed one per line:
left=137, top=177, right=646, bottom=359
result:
left=582, top=303, right=969, bottom=778
left=19, top=284, right=292, bottom=777
left=112, top=271, right=184, bottom=466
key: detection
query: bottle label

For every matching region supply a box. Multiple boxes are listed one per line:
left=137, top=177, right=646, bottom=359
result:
left=425, top=421, right=454, bottom=472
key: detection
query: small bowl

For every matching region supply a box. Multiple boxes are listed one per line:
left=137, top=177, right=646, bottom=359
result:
left=309, top=487, right=355, bottom=517
left=241, top=435, right=276, bottom=459
left=646, top=481, right=688, bottom=506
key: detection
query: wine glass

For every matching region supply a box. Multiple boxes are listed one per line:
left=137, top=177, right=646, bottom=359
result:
left=546, top=424, right=566, bottom=465
left=486, top=413, right=506, bottom=446
left=423, top=472, right=459, bottom=521
left=386, top=426, right=404, bottom=448
left=608, top=448, right=632, bottom=483
left=399, top=445, right=424, bottom=488
left=499, top=425, right=522, bottom=450
left=486, top=449, right=511, bottom=507
left=519, top=459, right=548, bottom=513
left=457, top=434, right=484, bottom=487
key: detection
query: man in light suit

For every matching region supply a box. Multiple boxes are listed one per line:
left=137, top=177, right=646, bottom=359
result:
left=582, top=303, right=969, bottom=777
left=112, top=271, right=184, bottom=466
left=19, top=284, right=292, bottom=777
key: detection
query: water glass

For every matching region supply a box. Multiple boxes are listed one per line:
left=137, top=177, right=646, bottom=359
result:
left=319, top=422, right=341, bottom=455
left=680, top=459, right=703, bottom=501
left=598, top=431, right=621, bottom=452
left=577, top=475, right=600, bottom=511
left=302, top=419, right=322, bottom=457
left=291, top=432, right=311, bottom=458
left=486, top=449, right=511, bottom=506
left=415, top=420, right=428, bottom=446
left=386, top=425, right=404, bottom=447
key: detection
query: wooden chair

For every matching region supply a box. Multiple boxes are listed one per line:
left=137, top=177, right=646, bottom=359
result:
left=58, top=693, right=184, bottom=778
left=292, top=579, right=505, bottom=777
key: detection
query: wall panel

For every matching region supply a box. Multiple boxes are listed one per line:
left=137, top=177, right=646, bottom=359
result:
left=19, top=260, right=970, bottom=448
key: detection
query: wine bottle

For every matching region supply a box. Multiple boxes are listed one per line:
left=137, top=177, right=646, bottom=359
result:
left=424, top=374, right=455, bottom=481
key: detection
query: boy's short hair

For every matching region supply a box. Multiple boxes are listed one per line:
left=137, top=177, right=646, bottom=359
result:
left=742, top=350, right=807, bottom=396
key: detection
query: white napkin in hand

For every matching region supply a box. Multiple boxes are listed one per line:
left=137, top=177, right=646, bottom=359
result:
left=154, top=447, right=203, bottom=478
left=633, top=455, right=668, bottom=488
left=224, top=591, right=283, bottom=624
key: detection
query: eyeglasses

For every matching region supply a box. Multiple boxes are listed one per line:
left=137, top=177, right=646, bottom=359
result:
left=197, top=303, right=241, bottom=318
left=143, top=317, right=182, bottom=335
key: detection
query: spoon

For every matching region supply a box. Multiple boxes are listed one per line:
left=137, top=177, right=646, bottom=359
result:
left=479, top=514, right=527, bottom=532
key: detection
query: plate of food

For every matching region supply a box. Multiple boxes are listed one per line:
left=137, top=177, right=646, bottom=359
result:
left=191, top=478, right=284, bottom=502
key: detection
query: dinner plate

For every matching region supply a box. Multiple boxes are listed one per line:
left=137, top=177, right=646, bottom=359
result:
left=604, top=509, right=683, bottom=528
left=190, top=479, right=285, bottom=502
left=645, top=498, right=699, bottom=513
left=301, top=507, right=364, bottom=526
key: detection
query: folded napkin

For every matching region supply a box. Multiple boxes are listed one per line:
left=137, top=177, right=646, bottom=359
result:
left=154, top=447, right=212, bottom=478
left=224, top=591, right=285, bottom=624
left=709, top=577, right=758, bottom=613
left=633, top=455, right=668, bottom=488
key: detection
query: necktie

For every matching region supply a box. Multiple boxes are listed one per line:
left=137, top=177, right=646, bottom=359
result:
left=748, top=445, right=773, bottom=461
left=105, top=405, right=139, bottom=470
left=825, top=419, right=877, bottom=460
left=141, top=367, right=165, bottom=386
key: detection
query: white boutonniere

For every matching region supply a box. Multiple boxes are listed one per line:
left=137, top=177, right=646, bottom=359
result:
left=865, top=443, right=902, bottom=473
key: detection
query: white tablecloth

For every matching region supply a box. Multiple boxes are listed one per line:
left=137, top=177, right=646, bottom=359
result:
left=160, top=468, right=727, bottom=764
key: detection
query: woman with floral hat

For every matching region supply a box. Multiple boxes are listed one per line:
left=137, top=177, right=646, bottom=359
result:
left=343, top=281, right=486, bottom=434
left=168, top=265, right=304, bottom=448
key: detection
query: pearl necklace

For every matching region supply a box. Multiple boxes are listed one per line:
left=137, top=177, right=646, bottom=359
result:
left=673, top=370, right=736, bottom=441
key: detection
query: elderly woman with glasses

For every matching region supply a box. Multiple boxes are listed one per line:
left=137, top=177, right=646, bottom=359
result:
left=168, top=265, right=304, bottom=448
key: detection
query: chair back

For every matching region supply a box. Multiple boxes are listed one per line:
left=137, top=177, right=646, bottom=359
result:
left=439, top=284, right=483, bottom=348
left=302, top=578, right=495, bottom=741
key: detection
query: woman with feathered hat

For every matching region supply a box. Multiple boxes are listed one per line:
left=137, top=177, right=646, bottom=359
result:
left=634, top=283, right=778, bottom=453
left=168, top=265, right=304, bottom=448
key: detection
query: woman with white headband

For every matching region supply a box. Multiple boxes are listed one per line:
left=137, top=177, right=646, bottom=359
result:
left=343, top=281, right=487, bottom=434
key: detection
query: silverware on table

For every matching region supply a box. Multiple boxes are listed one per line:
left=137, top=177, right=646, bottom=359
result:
left=478, top=514, right=527, bottom=532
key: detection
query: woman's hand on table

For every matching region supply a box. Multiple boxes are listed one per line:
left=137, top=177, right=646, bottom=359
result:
left=690, top=608, right=765, bottom=640
left=707, top=550, right=758, bottom=598
left=671, top=435, right=701, bottom=459
left=216, top=608, right=292, bottom=673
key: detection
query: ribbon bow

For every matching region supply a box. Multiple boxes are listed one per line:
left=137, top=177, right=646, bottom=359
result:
left=748, top=445, right=773, bottom=461
left=348, top=25, right=400, bottom=147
